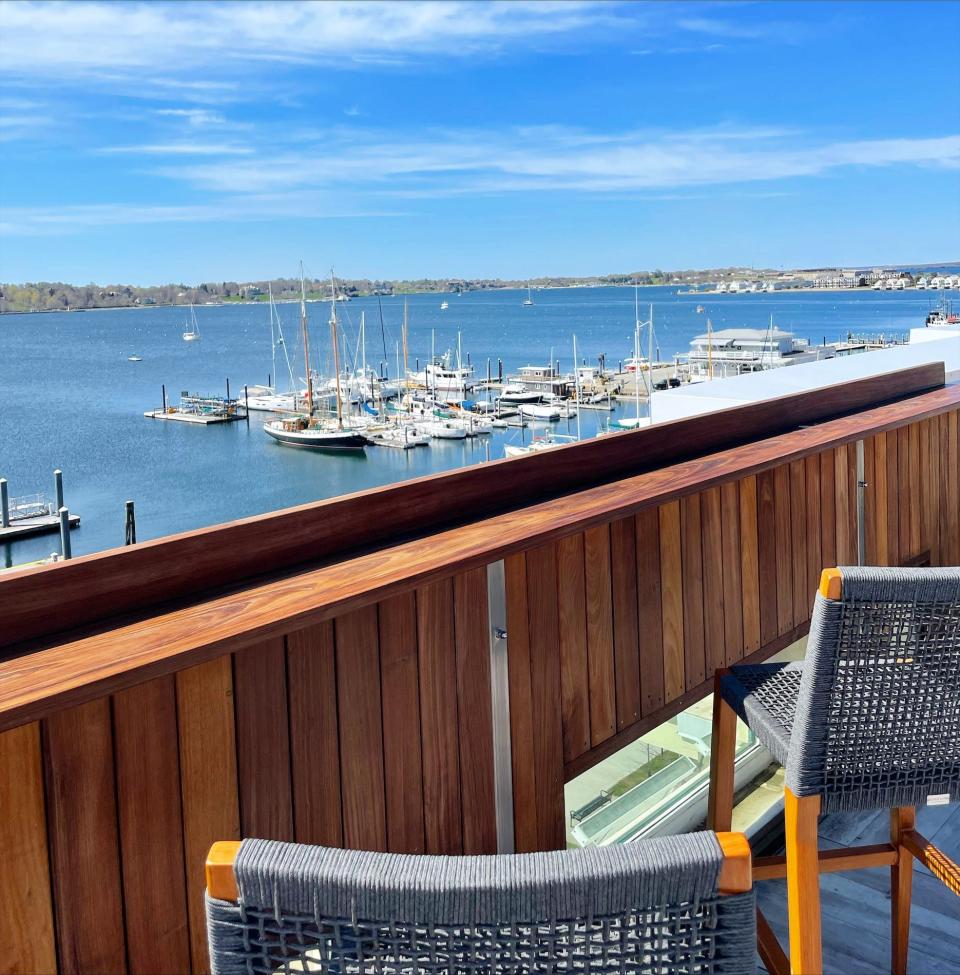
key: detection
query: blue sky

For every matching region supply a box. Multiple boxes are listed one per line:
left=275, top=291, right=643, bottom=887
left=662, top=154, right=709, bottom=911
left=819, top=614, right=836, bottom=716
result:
left=0, top=0, right=958, bottom=284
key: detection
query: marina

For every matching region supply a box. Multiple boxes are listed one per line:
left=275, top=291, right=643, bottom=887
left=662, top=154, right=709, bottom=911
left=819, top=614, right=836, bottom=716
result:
left=1, top=284, right=955, bottom=564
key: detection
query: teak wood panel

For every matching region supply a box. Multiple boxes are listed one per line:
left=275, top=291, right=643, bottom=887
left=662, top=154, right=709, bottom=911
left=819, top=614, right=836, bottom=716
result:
left=5, top=387, right=960, bottom=734
left=3, top=578, right=500, bottom=973
left=1, top=404, right=958, bottom=967
left=2, top=365, right=945, bottom=653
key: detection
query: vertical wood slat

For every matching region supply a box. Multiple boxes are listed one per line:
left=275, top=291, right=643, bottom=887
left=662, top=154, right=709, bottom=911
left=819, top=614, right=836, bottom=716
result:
left=908, top=421, right=922, bottom=557
left=921, top=417, right=941, bottom=565
left=0, top=722, right=56, bottom=975
left=417, top=579, right=462, bottom=855
left=378, top=594, right=425, bottom=854
left=898, top=427, right=911, bottom=560
left=556, top=533, right=590, bottom=762
left=233, top=637, right=293, bottom=841
left=820, top=449, right=837, bottom=571
left=336, top=606, right=388, bottom=852
left=680, top=493, right=705, bottom=689
left=757, top=469, right=779, bottom=645
left=635, top=507, right=664, bottom=715
left=113, top=676, right=191, bottom=974
left=43, top=698, right=127, bottom=974
left=944, top=412, right=960, bottom=565
left=453, top=568, right=497, bottom=855
left=287, top=622, right=343, bottom=847
left=739, top=476, right=761, bottom=655
left=885, top=428, right=900, bottom=566
left=774, top=464, right=793, bottom=634
left=790, top=459, right=808, bottom=626
left=847, top=439, right=859, bottom=566
left=701, top=487, right=726, bottom=677
left=176, top=655, right=240, bottom=975
left=658, top=501, right=685, bottom=701
left=805, top=454, right=823, bottom=598
left=720, top=482, right=743, bottom=668
left=524, top=543, right=565, bottom=851
left=949, top=411, right=960, bottom=565
left=583, top=525, right=616, bottom=745
left=505, top=552, right=538, bottom=852
left=871, top=433, right=889, bottom=565
left=610, top=517, right=641, bottom=729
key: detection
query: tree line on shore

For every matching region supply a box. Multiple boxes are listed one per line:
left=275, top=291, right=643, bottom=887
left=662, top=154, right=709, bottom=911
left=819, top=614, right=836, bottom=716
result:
left=0, top=267, right=768, bottom=313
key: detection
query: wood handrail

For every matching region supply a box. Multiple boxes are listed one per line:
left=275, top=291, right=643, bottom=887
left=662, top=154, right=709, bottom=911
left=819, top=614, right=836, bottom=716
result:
left=0, top=363, right=946, bottom=651
left=0, top=380, right=957, bottom=731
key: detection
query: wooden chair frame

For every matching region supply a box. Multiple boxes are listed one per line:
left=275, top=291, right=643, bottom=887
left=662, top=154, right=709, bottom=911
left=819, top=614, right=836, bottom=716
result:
left=707, top=568, right=960, bottom=975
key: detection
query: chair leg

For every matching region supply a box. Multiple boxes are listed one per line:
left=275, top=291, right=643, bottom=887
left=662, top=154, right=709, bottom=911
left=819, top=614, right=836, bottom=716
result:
left=784, top=787, right=822, bottom=975
left=890, top=807, right=915, bottom=975
left=707, top=673, right=736, bottom=832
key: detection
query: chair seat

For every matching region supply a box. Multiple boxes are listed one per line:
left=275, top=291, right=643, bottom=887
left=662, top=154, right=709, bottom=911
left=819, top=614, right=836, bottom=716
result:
left=719, top=662, right=805, bottom=767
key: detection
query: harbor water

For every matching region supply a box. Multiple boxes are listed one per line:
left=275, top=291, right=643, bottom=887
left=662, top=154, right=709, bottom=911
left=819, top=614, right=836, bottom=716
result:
left=0, top=285, right=941, bottom=565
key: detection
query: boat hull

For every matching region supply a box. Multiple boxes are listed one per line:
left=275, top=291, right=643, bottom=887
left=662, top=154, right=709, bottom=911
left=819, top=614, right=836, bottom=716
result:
left=264, top=424, right=368, bottom=451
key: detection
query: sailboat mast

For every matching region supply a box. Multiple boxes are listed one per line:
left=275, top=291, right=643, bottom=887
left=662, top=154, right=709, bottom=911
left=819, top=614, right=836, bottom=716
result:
left=269, top=284, right=277, bottom=390
left=330, top=271, right=344, bottom=427
left=573, top=334, right=582, bottom=442
left=707, top=318, right=714, bottom=381
left=402, top=299, right=409, bottom=393
left=360, top=311, right=366, bottom=399
left=299, top=265, right=314, bottom=417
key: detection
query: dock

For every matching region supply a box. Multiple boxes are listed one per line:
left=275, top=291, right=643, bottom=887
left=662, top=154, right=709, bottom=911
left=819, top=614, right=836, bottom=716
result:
left=0, top=512, right=79, bottom=541
left=145, top=388, right=248, bottom=424
left=144, top=409, right=244, bottom=424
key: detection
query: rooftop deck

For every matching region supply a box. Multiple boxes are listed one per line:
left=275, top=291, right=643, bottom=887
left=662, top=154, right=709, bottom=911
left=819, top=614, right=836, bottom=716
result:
left=0, top=361, right=957, bottom=973
left=758, top=804, right=960, bottom=974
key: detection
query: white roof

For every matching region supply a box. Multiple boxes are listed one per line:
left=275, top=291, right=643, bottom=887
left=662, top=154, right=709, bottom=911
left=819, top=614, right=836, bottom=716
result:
left=651, top=335, right=960, bottom=424
left=693, top=327, right=794, bottom=342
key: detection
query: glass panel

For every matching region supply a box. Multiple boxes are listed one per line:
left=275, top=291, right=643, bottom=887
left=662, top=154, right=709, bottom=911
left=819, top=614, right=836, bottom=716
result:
left=565, top=695, right=755, bottom=847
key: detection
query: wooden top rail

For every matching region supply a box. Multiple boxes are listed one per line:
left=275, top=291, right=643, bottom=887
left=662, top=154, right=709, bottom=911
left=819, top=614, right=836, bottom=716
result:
left=0, top=362, right=945, bottom=651
left=0, top=379, right=957, bottom=732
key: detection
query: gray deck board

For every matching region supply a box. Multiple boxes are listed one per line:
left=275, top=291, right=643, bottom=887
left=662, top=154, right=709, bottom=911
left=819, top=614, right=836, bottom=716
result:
left=756, top=803, right=960, bottom=973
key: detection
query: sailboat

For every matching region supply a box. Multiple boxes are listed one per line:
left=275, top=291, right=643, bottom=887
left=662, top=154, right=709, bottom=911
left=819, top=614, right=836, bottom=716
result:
left=522, top=284, right=534, bottom=307
left=263, top=267, right=369, bottom=451
left=245, top=286, right=302, bottom=412
left=440, top=299, right=449, bottom=310
left=615, top=292, right=654, bottom=430
left=182, top=304, right=200, bottom=341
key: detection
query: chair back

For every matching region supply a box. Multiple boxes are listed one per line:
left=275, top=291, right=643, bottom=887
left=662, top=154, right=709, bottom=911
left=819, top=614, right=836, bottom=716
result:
left=206, top=832, right=756, bottom=974
left=788, top=566, right=960, bottom=813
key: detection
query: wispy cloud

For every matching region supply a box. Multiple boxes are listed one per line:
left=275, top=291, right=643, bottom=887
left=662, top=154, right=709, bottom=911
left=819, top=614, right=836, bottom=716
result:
left=151, top=125, right=960, bottom=197
left=0, top=1, right=630, bottom=79
left=97, top=142, right=254, bottom=156
left=155, top=108, right=228, bottom=127
left=0, top=197, right=411, bottom=236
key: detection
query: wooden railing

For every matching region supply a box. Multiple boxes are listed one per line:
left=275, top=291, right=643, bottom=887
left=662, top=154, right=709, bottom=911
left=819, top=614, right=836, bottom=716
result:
left=0, top=363, right=958, bottom=974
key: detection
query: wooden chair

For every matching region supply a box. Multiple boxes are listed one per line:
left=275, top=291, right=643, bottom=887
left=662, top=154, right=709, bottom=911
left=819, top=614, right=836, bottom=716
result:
left=708, top=566, right=960, bottom=974
left=205, top=831, right=756, bottom=973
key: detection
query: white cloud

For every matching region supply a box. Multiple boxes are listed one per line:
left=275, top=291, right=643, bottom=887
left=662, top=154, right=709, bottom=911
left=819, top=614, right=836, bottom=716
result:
left=0, top=1, right=628, bottom=78
left=155, top=108, right=228, bottom=127
left=97, top=142, right=254, bottom=156
left=152, top=125, right=960, bottom=196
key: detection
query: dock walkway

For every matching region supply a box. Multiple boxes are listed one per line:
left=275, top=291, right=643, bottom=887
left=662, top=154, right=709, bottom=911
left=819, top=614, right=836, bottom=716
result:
left=0, top=512, right=79, bottom=541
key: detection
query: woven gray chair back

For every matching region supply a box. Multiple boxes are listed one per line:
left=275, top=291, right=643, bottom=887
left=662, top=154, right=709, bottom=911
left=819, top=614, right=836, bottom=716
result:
left=787, top=566, right=960, bottom=813
left=206, top=832, right=756, bottom=974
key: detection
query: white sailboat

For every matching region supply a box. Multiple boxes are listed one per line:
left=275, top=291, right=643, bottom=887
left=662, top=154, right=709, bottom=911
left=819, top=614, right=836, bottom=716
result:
left=182, top=304, right=200, bottom=341
left=440, top=299, right=449, bottom=310
left=245, top=286, right=302, bottom=412
left=522, top=284, right=534, bottom=306
left=615, top=292, right=654, bottom=429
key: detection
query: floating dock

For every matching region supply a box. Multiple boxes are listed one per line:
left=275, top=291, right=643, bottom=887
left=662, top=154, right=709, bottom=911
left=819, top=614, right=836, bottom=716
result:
left=0, top=512, right=79, bottom=542
left=144, top=409, right=244, bottom=424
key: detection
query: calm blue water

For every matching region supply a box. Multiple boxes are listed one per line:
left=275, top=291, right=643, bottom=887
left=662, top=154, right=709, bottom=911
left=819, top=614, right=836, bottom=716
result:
left=0, top=285, right=941, bottom=565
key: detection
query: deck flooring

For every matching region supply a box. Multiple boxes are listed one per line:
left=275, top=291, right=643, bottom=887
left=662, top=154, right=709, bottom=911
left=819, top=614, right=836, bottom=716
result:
left=756, top=802, right=960, bottom=974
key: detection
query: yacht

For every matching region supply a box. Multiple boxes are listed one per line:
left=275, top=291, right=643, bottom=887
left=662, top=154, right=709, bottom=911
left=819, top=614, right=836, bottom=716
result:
left=440, top=300, right=449, bottom=310
left=411, top=352, right=476, bottom=400
left=686, top=323, right=836, bottom=378
left=522, top=284, right=534, bottom=306
left=504, top=432, right=576, bottom=458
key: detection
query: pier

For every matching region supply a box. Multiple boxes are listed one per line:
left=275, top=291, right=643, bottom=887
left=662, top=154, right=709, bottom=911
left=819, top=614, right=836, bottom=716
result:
left=0, top=472, right=80, bottom=543
left=145, top=384, right=249, bottom=424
